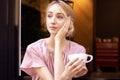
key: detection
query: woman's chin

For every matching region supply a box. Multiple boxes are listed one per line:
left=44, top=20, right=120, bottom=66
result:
left=49, top=31, right=57, bottom=35
left=49, top=32, right=57, bottom=36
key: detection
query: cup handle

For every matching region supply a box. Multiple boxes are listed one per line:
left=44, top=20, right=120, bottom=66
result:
left=86, top=55, right=93, bottom=63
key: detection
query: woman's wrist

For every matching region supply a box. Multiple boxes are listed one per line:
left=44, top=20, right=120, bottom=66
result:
left=55, top=43, right=62, bottom=52
left=60, top=74, right=69, bottom=80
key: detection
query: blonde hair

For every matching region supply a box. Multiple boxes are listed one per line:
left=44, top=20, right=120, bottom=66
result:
left=45, top=0, right=75, bottom=37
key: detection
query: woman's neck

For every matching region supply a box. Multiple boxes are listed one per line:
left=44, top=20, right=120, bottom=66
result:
left=48, top=36, right=55, bottom=49
left=46, top=35, right=67, bottom=52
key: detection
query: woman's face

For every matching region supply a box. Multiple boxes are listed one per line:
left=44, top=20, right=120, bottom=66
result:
left=46, top=4, right=68, bottom=35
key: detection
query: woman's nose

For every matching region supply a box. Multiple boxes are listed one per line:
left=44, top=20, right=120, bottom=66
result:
left=51, top=17, right=56, bottom=23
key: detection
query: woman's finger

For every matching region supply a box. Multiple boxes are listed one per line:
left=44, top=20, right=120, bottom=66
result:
left=67, top=58, right=79, bottom=66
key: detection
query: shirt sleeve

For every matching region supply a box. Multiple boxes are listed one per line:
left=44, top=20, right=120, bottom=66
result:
left=69, top=41, right=88, bottom=78
left=20, top=44, right=46, bottom=76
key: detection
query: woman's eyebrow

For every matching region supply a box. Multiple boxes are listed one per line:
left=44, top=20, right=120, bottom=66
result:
left=47, top=11, right=64, bottom=15
left=57, top=13, right=64, bottom=16
left=47, top=11, right=52, bottom=14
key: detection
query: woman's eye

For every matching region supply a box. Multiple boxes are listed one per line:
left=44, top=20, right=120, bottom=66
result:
left=47, top=14, right=52, bottom=18
left=57, top=16, right=64, bottom=19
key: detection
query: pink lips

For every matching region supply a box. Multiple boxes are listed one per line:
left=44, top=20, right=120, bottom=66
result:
left=49, top=26, right=57, bottom=30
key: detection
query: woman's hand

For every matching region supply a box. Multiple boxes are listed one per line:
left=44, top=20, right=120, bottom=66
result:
left=55, top=17, right=71, bottom=42
left=61, top=58, right=85, bottom=79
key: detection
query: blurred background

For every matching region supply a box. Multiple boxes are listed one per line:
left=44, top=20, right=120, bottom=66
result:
left=0, top=0, right=120, bottom=80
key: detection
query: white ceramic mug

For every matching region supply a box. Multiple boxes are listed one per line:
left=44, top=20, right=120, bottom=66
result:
left=68, top=53, right=93, bottom=63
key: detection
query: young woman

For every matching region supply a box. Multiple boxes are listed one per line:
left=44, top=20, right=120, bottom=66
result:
left=20, top=0, right=88, bottom=80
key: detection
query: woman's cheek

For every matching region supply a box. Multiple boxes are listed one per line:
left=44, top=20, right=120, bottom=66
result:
left=58, top=21, right=65, bottom=28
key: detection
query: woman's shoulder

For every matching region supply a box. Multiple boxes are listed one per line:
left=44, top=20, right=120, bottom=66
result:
left=68, top=40, right=86, bottom=52
left=27, top=38, right=46, bottom=49
left=69, top=40, right=85, bottom=48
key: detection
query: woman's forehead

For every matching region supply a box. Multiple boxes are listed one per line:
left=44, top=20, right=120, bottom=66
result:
left=47, top=4, right=67, bottom=16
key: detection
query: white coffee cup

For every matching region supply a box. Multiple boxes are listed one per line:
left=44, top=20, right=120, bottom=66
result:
left=68, top=53, right=93, bottom=63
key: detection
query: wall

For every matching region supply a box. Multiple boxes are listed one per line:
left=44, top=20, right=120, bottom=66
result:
left=73, top=0, right=93, bottom=54
left=95, top=0, right=120, bottom=38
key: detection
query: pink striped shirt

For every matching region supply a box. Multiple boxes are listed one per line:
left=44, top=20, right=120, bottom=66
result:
left=20, top=39, right=87, bottom=80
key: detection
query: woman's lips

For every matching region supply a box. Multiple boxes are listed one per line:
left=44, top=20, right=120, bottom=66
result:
left=49, top=27, right=57, bottom=30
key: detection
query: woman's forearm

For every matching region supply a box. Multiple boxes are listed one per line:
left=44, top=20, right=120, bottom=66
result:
left=54, top=42, right=65, bottom=80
